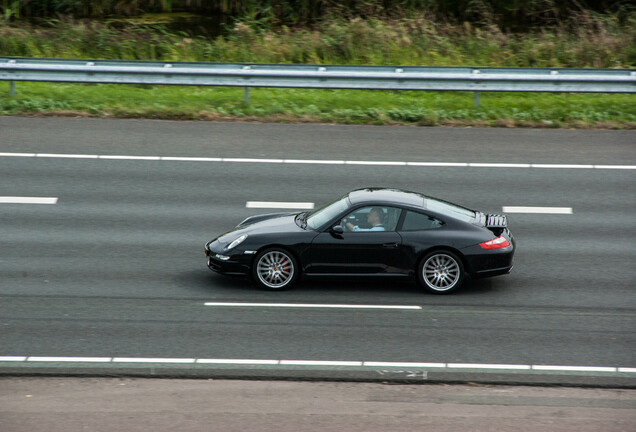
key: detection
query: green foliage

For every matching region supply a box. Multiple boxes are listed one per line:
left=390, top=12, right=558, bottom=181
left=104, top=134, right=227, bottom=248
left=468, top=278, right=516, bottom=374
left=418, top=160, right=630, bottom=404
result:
left=1, top=12, right=634, bottom=68
left=1, top=82, right=634, bottom=128
left=2, top=0, right=19, bottom=21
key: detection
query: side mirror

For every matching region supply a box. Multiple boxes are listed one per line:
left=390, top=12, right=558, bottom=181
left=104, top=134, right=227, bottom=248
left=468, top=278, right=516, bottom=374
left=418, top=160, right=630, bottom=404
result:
left=331, top=225, right=344, bottom=235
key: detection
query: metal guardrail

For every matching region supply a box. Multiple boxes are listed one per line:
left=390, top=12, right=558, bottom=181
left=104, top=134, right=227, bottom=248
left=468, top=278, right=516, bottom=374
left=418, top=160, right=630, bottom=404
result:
left=2, top=57, right=635, bottom=106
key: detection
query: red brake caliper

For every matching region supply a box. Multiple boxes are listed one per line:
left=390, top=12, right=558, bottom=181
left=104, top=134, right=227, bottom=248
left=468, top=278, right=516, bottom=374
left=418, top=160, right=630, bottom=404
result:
left=281, top=258, right=289, bottom=274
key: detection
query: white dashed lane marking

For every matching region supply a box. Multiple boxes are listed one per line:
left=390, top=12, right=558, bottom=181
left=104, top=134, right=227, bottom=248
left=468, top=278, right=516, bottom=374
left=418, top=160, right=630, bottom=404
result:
left=0, top=196, right=58, bottom=204
left=246, top=201, right=315, bottom=210
left=204, top=302, right=422, bottom=310
left=26, top=357, right=110, bottom=362
left=502, top=206, right=573, bottom=214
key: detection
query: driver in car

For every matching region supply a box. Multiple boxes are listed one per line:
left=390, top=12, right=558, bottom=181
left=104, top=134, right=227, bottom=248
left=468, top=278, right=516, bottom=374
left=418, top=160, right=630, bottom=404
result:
left=343, top=207, right=386, bottom=232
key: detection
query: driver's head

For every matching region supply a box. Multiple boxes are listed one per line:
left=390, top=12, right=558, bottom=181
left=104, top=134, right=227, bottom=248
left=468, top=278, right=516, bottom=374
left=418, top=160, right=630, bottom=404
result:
left=368, top=207, right=384, bottom=225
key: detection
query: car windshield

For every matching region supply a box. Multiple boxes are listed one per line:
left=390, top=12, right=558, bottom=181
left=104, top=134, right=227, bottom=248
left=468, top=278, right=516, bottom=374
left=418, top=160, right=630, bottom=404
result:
left=425, top=197, right=476, bottom=223
left=306, top=196, right=349, bottom=230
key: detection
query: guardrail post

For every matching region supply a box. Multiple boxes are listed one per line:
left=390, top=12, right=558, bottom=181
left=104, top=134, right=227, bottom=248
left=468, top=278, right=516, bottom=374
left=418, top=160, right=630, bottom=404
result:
left=242, top=65, right=252, bottom=104
left=9, top=81, right=16, bottom=97
left=474, top=91, right=480, bottom=108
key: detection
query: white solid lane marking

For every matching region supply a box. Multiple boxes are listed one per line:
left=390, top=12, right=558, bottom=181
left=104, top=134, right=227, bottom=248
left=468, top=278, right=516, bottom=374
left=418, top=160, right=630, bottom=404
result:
left=27, top=356, right=111, bottom=362
left=468, top=163, right=531, bottom=168
left=224, top=158, right=284, bottom=163
left=363, top=361, right=446, bottom=368
left=284, top=159, right=346, bottom=164
left=2, top=356, right=635, bottom=374
left=407, top=161, right=468, bottom=167
left=204, top=302, right=422, bottom=310
left=532, top=365, right=617, bottom=372
left=502, top=206, right=573, bottom=214
left=345, top=160, right=407, bottom=166
left=531, top=164, right=594, bottom=169
left=1, top=152, right=634, bottom=170
left=0, top=196, right=58, bottom=204
left=246, top=201, right=315, bottom=210
left=196, top=359, right=279, bottom=365
left=595, top=165, right=636, bottom=170
left=36, top=153, right=98, bottom=159
left=160, top=156, right=222, bottom=162
left=447, top=363, right=531, bottom=370
left=0, top=152, right=36, bottom=157
left=99, top=155, right=161, bottom=160
left=112, top=357, right=195, bottom=363
left=280, top=360, right=363, bottom=366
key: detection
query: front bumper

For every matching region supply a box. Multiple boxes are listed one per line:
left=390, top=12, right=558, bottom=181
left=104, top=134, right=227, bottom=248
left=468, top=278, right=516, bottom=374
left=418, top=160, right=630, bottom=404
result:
left=205, top=240, right=252, bottom=276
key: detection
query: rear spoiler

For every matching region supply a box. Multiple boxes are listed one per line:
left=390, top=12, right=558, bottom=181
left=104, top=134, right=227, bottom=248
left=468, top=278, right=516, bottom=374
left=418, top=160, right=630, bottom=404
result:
left=485, top=213, right=508, bottom=236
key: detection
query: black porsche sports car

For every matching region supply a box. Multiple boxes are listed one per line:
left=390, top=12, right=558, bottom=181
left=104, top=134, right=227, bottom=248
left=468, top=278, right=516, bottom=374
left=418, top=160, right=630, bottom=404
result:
left=205, top=188, right=514, bottom=294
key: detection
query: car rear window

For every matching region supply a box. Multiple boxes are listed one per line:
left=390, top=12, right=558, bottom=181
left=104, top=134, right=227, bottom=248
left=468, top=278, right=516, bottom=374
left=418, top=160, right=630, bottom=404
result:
left=401, top=211, right=443, bottom=231
left=425, top=197, right=476, bottom=223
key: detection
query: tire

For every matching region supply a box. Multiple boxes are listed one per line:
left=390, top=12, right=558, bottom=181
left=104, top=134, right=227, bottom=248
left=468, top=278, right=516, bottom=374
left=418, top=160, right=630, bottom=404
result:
left=417, top=251, right=465, bottom=294
left=252, top=248, right=299, bottom=290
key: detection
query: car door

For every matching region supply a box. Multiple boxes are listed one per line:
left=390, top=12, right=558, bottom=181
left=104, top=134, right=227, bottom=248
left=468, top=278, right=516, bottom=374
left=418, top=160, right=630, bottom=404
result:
left=307, top=206, right=405, bottom=275
left=396, top=210, right=447, bottom=270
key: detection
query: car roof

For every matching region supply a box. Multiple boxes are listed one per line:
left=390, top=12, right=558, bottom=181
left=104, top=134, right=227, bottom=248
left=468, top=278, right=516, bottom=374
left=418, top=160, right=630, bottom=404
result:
left=347, top=188, right=426, bottom=208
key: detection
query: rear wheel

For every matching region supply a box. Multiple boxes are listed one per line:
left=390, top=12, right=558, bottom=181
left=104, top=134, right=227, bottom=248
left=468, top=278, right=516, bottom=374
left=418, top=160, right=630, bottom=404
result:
left=417, top=251, right=464, bottom=294
left=252, top=248, right=299, bottom=290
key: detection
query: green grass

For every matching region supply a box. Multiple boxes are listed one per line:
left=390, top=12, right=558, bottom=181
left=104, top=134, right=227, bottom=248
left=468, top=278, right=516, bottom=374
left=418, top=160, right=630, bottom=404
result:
left=1, top=15, right=635, bottom=128
left=2, top=82, right=635, bottom=128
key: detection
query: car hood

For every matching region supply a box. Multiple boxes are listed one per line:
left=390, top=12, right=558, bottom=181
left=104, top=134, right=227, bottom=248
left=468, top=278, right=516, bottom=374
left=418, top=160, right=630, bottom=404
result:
left=236, top=212, right=296, bottom=228
left=215, top=213, right=303, bottom=245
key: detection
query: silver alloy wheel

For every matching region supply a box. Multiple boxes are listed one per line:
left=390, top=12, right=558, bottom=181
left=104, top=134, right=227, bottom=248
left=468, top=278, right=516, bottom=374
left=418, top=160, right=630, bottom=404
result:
left=422, top=253, right=460, bottom=292
left=256, top=250, right=295, bottom=289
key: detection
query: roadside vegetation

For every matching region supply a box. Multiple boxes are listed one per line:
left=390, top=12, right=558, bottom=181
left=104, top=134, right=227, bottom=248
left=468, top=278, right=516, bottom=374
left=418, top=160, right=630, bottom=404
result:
left=1, top=1, right=635, bottom=128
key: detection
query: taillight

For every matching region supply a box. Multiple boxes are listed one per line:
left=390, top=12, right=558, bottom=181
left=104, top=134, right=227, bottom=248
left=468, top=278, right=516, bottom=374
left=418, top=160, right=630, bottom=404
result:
left=479, top=235, right=510, bottom=249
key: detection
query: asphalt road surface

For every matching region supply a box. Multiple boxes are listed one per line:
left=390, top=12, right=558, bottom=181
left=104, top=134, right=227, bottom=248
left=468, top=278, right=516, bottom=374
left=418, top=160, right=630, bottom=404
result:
left=1, top=117, right=635, bottom=386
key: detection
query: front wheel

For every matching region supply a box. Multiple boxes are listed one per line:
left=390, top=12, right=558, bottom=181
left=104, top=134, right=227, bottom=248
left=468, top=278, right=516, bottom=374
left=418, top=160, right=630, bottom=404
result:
left=417, top=251, right=465, bottom=294
left=252, top=248, right=299, bottom=290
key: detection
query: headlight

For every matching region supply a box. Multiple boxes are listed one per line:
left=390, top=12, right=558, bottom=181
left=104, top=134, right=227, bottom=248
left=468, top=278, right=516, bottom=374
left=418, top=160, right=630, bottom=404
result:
left=226, top=234, right=248, bottom=250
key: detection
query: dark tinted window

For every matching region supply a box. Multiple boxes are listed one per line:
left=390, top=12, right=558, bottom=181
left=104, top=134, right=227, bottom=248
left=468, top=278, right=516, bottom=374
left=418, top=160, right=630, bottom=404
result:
left=401, top=211, right=443, bottom=231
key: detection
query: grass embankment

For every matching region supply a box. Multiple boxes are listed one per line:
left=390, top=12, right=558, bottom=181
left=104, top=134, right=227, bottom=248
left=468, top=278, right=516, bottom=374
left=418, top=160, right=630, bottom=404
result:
left=1, top=15, right=635, bottom=127
left=3, top=83, right=635, bottom=128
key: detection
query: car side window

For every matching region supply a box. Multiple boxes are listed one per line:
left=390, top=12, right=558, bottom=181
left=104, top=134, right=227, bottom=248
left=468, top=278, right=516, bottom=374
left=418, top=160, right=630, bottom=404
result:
left=400, top=211, right=443, bottom=231
left=342, top=206, right=401, bottom=232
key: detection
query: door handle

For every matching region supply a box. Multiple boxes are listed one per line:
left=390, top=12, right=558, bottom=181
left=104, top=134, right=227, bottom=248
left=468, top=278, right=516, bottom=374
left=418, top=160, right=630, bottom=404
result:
left=382, top=243, right=398, bottom=248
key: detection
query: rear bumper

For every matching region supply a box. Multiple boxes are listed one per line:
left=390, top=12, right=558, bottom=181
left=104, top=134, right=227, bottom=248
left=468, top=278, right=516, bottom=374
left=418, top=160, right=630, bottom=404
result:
left=473, top=264, right=513, bottom=278
left=464, top=251, right=514, bottom=278
left=461, top=230, right=515, bottom=278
